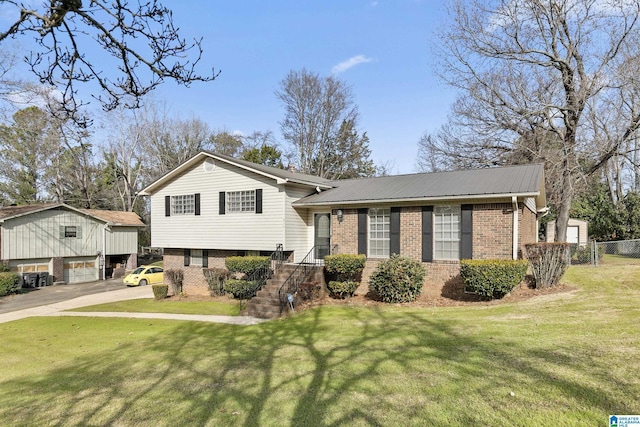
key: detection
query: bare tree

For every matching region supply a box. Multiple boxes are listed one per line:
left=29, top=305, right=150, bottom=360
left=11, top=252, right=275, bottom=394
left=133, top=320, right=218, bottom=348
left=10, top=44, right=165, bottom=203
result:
left=277, top=68, right=375, bottom=178
left=0, top=1, right=218, bottom=122
left=432, top=0, right=640, bottom=241
left=136, top=103, right=212, bottom=176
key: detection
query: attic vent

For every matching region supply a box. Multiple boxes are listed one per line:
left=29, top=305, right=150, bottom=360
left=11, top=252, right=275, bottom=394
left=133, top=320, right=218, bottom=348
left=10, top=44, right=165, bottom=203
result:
left=203, top=158, right=216, bottom=173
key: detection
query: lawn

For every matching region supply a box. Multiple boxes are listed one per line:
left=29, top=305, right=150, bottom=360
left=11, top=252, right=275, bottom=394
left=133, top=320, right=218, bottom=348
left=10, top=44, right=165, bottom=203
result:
left=0, top=264, right=638, bottom=426
left=69, top=298, right=241, bottom=316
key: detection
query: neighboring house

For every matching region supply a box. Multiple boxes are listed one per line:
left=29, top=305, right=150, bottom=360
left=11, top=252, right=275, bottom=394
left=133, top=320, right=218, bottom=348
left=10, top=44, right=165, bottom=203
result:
left=140, top=152, right=547, bottom=296
left=545, top=218, right=588, bottom=246
left=0, top=203, right=145, bottom=284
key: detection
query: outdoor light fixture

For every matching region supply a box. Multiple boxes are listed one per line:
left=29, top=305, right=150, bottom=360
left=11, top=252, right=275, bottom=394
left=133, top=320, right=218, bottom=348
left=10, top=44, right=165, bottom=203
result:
left=337, top=209, right=344, bottom=223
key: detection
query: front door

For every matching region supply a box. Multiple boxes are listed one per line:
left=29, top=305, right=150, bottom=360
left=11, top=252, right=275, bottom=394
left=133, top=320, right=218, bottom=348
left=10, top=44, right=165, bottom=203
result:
left=314, top=213, right=331, bottom=260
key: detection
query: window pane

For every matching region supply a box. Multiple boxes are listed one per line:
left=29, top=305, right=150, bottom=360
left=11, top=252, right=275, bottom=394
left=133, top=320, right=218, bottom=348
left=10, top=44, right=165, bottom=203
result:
left=434, top=205, right=461, bottom=260
left=227, top=190, right=256, bottom=213
left=368, top=207, right=390, bottom=258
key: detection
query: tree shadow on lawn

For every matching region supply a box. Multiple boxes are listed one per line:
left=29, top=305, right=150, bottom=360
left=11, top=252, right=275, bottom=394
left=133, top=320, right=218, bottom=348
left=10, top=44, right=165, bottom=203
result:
left=0, top=308, right=634, bottom=426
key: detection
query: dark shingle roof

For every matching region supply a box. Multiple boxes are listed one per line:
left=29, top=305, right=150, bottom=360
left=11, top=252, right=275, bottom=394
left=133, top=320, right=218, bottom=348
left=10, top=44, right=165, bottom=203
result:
left=210, top=152, right=333, bottom=187
left=294, top=164, right=545, bottom=206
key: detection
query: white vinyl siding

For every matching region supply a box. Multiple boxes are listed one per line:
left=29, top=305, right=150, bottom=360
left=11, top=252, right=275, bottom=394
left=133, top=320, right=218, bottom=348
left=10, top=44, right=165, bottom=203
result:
left=151, top=158, right=286, bottom=251
left=287, top=186, right=315, bottom=262
left=368, top=208, right=390, bottom=258
left=227, top=190, right=255, bottom=213
left=434, top=205, right=461, bottom=260
left=171, top=194, right=195, bottom=215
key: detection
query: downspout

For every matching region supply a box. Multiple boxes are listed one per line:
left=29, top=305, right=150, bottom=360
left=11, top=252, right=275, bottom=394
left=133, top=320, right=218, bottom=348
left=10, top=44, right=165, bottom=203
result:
left=512, top=196, right=518, bottom=260
left=102, top=224, right=108, bottom=280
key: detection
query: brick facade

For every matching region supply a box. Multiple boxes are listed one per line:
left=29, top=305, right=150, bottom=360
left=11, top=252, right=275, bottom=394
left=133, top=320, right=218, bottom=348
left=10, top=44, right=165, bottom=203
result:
left=163, top=248, right=237, bottom=296
left=332, top=202, right=538, bottom=296
left=331, top=208, right=358, bottom=254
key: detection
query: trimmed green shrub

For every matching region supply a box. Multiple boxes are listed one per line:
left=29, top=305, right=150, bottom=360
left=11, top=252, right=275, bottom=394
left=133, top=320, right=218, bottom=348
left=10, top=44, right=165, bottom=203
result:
left=152, top=284, right=168, bottom=300
left=0, top=263, right=11, bottom=273
left=224, top=279, right=262, bottom=299
left=324, top=254, right=366, bottom=282
left=368, top=255, right=426, bottom=303
left=525, top=243, right=570, bottom=288
left=225, top=256, right=270, bottom=277
left=327, top=280, right=359, bottom=299
left=0, top=272, right=21, bottom=297
left=460, top=259, right=528, bottom=299
left=203, top=268, right=229, bottom=296
left=165, top=269, right=184, bottom=295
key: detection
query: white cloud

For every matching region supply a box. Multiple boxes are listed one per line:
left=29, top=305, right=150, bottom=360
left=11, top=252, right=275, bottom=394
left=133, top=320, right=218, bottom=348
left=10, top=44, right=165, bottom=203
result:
left=331, top=55, right=374, bottom=75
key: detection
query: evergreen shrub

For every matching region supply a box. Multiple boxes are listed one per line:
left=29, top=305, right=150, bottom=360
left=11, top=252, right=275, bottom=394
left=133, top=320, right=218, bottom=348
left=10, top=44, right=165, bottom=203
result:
left=368, top=255, right=426, bottom=303
left=460, top=259, right=528, bottom=299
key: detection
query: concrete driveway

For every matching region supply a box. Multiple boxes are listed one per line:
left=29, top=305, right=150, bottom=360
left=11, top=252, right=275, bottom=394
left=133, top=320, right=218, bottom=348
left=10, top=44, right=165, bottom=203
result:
left=0, top=279, right=133, bottom=314
left=0, top=279, right=267, bottom=325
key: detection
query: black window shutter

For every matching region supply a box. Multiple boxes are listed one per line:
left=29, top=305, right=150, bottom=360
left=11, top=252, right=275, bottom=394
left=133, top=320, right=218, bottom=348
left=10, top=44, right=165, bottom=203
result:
left=461, top=204, right=473, bottom=259
left=390, top=207, right=401, bottom=256
left=219, top=192, right=226, bottom=215
left=422, top=206, right=433, bottom=262
left=358, top=208, right=368, bottom=255
left=165, top=196, right=171, bottom=217
left=195, top=193, right=201, bottom=216
left=255, top=189, right=263, bottom=214
left=184, top=249, right=191, bottom=267
left=202, top=250, right=208, bottom=268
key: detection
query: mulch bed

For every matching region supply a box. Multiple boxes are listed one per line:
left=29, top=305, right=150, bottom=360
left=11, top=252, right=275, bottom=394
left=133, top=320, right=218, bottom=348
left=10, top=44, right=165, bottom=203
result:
left=162, top=278, right=577, bottom=311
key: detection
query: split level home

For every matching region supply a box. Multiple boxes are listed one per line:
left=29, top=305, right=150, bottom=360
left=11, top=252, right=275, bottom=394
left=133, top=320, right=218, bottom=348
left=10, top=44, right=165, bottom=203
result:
left=0, top=203, right=144, bottom=284
left=140, top=151, right=547, bottom=296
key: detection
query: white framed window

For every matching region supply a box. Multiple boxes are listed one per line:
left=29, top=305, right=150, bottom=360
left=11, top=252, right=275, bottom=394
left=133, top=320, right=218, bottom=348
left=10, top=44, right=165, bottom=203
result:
left=227, top=190, right=255, bottom=213
left=368, top=207, right=390, bottom=258
left=190, top=249, right=203, bottom=266
left=171, top=194, right=195, bottom=215
left=434, top=205, right=461, bottom=260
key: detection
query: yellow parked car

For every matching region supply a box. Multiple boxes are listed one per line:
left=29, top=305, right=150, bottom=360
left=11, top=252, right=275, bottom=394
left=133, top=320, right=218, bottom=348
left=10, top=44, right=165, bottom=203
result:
left=123, top=266, right=164, bottom=287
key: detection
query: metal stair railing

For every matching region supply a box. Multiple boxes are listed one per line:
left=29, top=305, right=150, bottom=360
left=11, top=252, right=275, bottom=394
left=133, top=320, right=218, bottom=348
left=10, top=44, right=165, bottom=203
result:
left=278, top=244, right=328, bottom=312
left=247, top=244, right=284, bottom=290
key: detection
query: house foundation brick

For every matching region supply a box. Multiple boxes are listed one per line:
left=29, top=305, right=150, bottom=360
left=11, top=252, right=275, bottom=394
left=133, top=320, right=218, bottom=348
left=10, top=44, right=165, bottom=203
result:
left=163, top=248, right=236, bottom=296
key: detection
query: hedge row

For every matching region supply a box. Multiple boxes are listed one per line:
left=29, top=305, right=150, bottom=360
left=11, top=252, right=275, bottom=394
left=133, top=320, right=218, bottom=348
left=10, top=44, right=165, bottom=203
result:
left=225, top=256, right=270, bottom=278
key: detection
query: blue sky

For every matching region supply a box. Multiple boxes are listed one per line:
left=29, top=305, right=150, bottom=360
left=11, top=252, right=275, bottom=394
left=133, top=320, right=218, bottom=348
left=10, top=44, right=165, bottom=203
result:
left=3, top=1, right=458, bottom=174
left=152, top=1, right=457, bottom=173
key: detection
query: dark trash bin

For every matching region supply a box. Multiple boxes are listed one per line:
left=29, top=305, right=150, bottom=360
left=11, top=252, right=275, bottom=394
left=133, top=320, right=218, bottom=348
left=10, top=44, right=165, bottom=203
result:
left=28, top=272, right=39, bottom=288
left=39, top=272, right=50, bottom=287
left=22, top=273, right=31, bottom=288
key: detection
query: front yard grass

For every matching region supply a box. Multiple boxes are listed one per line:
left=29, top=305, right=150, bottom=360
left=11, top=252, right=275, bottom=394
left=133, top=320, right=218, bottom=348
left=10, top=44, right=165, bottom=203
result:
left=0, top=264, right=638, bottom=426
left=69, top=298, right=241, bottom=316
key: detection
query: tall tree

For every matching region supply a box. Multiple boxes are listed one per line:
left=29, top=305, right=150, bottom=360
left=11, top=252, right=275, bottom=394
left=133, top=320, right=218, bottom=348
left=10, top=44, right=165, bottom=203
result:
left=208, top=130, right=244, bottom=157
left=276, top=68, right=374, bottom=179
left=242, top=144, right=284, bottom=168
left=0, top=1, right=218, bottom=122
left=431, top=0, right=640, bottom=241
left=0, top=106, right=60, bottom=204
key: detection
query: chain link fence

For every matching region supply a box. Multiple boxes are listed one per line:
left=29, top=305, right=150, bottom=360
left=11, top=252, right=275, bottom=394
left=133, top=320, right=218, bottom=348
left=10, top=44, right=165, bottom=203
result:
left=572, top=239, right=640, bottom=266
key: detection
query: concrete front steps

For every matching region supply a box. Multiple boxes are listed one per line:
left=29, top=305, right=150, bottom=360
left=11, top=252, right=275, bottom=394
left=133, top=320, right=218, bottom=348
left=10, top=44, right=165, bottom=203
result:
left=245, top=263, right=324, bottom=319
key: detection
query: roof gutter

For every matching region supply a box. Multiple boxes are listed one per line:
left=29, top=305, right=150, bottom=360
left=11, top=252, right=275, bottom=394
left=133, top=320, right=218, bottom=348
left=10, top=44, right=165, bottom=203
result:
left=293, top=192, right=540, bottom=207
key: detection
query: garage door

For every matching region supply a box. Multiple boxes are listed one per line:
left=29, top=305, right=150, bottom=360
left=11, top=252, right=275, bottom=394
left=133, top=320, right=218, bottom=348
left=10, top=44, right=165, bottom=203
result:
left=8, top=259, right=49, bottom=274
left=567, top=226, right=579, bottom=244
left=63, top=257, right=99, bottom=283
